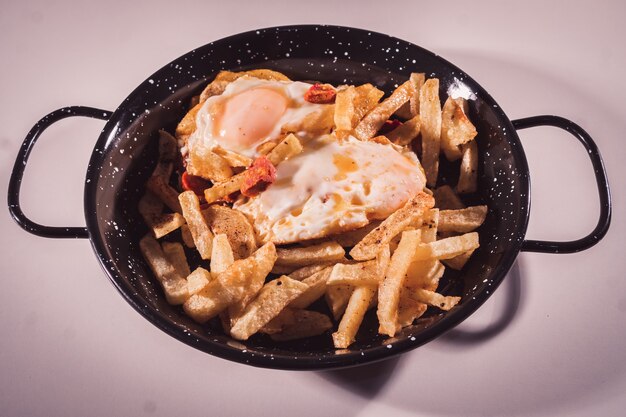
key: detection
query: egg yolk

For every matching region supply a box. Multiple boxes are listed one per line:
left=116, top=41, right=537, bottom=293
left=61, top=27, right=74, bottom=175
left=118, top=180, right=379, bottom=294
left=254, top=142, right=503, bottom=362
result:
left=214, top=88, right=288, bottom=149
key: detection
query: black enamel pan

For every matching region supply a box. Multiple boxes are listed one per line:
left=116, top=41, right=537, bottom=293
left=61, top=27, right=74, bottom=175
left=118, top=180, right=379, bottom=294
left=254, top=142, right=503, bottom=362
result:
left=7, top=25, right=611, bottom=370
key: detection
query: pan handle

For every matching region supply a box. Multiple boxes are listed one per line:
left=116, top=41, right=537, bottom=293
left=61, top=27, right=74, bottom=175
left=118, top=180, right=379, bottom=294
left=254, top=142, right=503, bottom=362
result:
left=7, top=106, right=112, bottom=239
left=512, top=115, right=611, bottom=253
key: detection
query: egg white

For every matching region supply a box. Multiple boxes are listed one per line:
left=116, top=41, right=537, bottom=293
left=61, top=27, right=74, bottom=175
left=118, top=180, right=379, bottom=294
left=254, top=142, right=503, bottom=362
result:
left=234, top=134, right=426, bottom=244
left=185, top=77, right=327, bottom=158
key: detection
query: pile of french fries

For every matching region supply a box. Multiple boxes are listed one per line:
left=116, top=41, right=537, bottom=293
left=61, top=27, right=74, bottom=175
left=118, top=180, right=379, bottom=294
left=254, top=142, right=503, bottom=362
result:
left=138, top=70, right=487, bottom=348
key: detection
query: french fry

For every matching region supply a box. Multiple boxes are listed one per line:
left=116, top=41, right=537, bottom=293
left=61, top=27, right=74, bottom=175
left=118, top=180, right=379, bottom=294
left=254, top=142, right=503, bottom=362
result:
left=377, top=230, right=422, bottom=336
left=276, top=241, right=345, bottom=267
left=334, top=86, right=357, bottom=139
left=442, top=249, right=475, bottom=270
left=419, top=78, right=442, bottom=187
left=397, top=300, right=427, bottom=328
left=406, top=259, right=445, bottom=292
left=147, top=133, right=181, bottom=212
left=203, top=174, right=243, bottom=204
left=210, top=234, right=234, bottom=275
left=433, top=185, right=465, bottom=210
left=139, top=234, right=189, bottom=305
left=256, top=140, right=278, bottom=155
left=398, top=259, right=444, bottom=327
left=271, top=263, right=297, bottom=275
left=327, top=259, right=379, bottom=287
left=230, top=276, right=309, bottom=340
left=335, top=84, right=386, bottom=140
left=407, top=289, right=461, bottom=311
left=227, top=240, right=268, bottom=324
left=388, top=226, right=413, bottom=254
left=333, top=286, right=377, bottom=348
left=151, top=214, right=185, bottom=239
left=418, top=208, right=439, bottom=243
left=265, top=134, right=304, bottom=166
left=282, top=105, right=335, bottom=136
left=270, top=310, right=333, bottom=341
left=138, top=191, right=163, bottom=220
left=412, top=232, right=479, bottom=261
left=146, top=175, right=182, bottom=214
left=457, top=140, right=478, bottom=194
left=354, top=84, right=385, bottom=121
left=157, top=130, right=178, bottom=161
left=408, top=73, right=426, bottom=117
left=213, top=146, right=253, bottom=168
left=376, top=244, right=392, bottom=275
left=186, top=267, right=211, bottom=295
left=441, top=97, right=477, bottom=161
left=438, top=206, right=487, bottom=233
left=354, top=80, right=414, bottom=140
left=187, top=143, right=233, bottom=182
left=138, top=192, right=185, bottom=239
left=261, top=308, right=296, bottom=334
left=329, top=245, right=389, bottom=348
left=175, top=103, right=201, bottom=143
left=350, top=192, right=435, bottom=261
left=386, top=115, right=421, bottom=146
left=183, top=242, right=276, bottom=323
left=289, top=267, right=332, bottom=309
left=203, top=134, right=303, bottom=204
left=180, top=224, right=195, bottom=248
left=289, top=262, right=335, bottom=281
left=330, top=221, right=381, bottom=248
left=178, top=191, right=213, bottom=259
left=161, top=241, right=190, bottom=278
left=325, top=284, right=353, bottom=321
left=203, top=205, right=257, bottom=259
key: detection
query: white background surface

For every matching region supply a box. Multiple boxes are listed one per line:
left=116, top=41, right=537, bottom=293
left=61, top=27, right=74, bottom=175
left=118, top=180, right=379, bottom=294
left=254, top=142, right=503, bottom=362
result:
left=1, top=1, right=625, bottom=416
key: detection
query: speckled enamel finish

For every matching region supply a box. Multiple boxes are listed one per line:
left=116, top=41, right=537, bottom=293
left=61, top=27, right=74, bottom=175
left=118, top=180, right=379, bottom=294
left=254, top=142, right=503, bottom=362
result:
left=75, top=25, right=535, bottom=369
left=8, top=25, right=609, bottom=369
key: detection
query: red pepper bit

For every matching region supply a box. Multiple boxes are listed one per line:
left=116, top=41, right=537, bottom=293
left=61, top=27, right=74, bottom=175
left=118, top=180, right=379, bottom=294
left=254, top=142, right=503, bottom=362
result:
left=377, top=119, right=403, bottom=135
left=241, top=156, right=277, bottom=197
left=181, top=172, right=212, bottom=197
left=304, top=83, right=336, bottom=104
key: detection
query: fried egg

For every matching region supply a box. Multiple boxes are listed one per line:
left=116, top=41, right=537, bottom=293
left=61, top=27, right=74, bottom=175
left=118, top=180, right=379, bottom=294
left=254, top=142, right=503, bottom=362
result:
left=185, top=76, right=328, bottom=158
left=235, top=134, right=426, bottom=244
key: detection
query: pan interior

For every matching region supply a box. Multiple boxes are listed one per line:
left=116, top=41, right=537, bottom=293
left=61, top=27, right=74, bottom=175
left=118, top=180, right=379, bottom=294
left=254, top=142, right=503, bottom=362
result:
left=86, top=26, right=528, bottom=368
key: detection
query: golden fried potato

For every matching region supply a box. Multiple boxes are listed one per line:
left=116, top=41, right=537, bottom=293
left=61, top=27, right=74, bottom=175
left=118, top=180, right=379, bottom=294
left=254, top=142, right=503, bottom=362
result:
left=377, top=230, right=422, bottom=336
left=202, top=205, right=257, bottom=259
left=419, top=78, right=442, bottom=187
left=187, top=143, right=233, bottom=182
left=230, top=276, right=308, bottom=340
left=350, top=192, right=435, bottom=261
left=178, top=191, right=213, bottom=260
left=333, top=286, right=377, bottom=348
left=139, top=234, right=189, bottom=305
left=438, top=205, right=488, bottom=233
left=457, top=140, right=478, bottom=194
left=138, top=192, right=185, bottom=239
left=270, top=310, right=333, bottom=341
left=441, top=97, right=477, bottom=161
left=276, top=241, right=345, bottom=267
left=183, top=242, right=276, bottom=323
left=354, top=80, right=414, bottom=140
left=162, top=241, right=190, bottom=278
left=289, top=267, right=332, bottom=309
